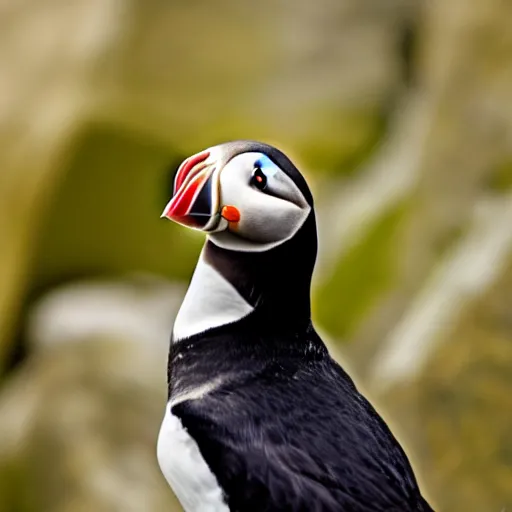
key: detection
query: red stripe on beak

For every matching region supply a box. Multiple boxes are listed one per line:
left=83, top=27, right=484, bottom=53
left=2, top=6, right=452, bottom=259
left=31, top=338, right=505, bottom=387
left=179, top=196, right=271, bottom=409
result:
left=161, top=162, right=217, bottom=230
left=174, top=150, right=210, bottom=193
left=164, top=170, right=206, bottom=218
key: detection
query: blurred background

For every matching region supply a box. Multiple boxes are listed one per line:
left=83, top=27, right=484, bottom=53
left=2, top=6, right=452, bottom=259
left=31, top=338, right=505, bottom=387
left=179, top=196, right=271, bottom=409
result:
left=0, top=0, right=511, bottom=510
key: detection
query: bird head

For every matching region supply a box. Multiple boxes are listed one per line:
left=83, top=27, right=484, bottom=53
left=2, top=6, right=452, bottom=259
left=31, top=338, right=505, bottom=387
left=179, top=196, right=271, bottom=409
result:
left=161, top=140, right=313, bottom=253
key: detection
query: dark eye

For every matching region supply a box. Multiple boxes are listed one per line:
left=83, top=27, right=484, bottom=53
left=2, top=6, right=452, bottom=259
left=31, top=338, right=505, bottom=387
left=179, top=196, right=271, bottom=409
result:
left=251, top=166, right=267, bottom=191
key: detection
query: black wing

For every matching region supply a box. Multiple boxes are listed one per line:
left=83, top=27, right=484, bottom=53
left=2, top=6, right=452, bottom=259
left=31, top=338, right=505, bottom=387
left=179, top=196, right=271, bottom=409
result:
left=172, top=357, right=433, bottom=512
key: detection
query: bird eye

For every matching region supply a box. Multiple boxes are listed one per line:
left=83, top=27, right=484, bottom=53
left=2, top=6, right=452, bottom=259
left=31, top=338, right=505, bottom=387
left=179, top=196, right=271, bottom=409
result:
left=251, top=166, right=267, bottom=191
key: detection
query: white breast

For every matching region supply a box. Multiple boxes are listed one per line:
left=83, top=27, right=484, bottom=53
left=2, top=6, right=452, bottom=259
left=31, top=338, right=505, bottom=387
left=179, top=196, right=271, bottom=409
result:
left=157, top=403, right=229, bottom=512
left=160, top=246, right=251, bottom=510
left=173, top=249, right=253, bottom=341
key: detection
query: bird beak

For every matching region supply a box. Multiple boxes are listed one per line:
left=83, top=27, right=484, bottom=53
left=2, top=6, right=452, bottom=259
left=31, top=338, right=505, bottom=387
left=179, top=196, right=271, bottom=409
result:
left=161, top=150, right=225, bottom=231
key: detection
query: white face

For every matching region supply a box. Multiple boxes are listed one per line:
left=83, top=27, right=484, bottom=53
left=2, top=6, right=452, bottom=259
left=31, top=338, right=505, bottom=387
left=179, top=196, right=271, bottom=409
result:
left=161, top=146, right=312, bottom=253
left=209, top=152, right=311, bottom=252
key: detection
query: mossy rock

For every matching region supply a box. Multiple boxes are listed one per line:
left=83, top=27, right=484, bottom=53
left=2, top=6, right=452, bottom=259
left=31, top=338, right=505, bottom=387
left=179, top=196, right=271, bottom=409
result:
left=30, top=122, right=203, bottom=293
left=487, top=160, right=512, bottom=192
left=313, top=202, right=407, bottom=340
left=381, top=260, right=512, bottom=512
left=0, top=337, right=180, bottom=512
left=291, top=106, right=389, bottom=176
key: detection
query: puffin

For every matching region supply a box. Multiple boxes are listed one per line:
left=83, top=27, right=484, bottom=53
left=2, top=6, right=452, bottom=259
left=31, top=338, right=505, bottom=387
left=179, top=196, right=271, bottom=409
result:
left=157, top=140, right=434, bottom=512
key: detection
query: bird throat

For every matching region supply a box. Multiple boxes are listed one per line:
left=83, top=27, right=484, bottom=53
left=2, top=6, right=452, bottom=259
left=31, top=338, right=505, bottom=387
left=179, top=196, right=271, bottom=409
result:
left=172, top=246, right=254, bottom=341
left=172, top=213, right=317, bottom=341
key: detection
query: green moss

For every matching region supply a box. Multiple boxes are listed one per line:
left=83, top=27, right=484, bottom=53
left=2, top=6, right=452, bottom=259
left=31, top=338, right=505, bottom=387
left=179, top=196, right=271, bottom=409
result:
left=294, top=106, right=388, bottom=177
left=487, top=160, right=512, bottom=192
left=313, top=202, right=406, bottom=339
left=30, top=122, right=203, bottom=290
left=433, top=224, right=466, bottom=258
left=196, top=105, right=388, bottom=180
left=0, top=458, right=34, bottom=512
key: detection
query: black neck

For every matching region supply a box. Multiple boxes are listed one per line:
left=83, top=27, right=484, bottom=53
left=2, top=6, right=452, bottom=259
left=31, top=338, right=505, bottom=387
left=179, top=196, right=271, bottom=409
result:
left=204, top=211, right=317, bottom=334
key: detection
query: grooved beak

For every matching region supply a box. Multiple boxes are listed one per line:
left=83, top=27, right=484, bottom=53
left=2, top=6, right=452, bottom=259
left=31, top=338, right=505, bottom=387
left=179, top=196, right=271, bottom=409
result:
left=161, top=150, right=222, bottom=231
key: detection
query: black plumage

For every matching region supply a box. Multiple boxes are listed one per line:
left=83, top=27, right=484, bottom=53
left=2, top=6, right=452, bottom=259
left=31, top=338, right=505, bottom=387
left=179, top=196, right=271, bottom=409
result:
left=169, top=316, right=433, bottom=512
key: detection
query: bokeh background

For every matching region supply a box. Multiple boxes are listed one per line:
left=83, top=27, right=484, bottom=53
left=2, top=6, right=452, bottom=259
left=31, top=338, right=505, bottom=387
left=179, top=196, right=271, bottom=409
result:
left=1, top=1, right=512, bottom=511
